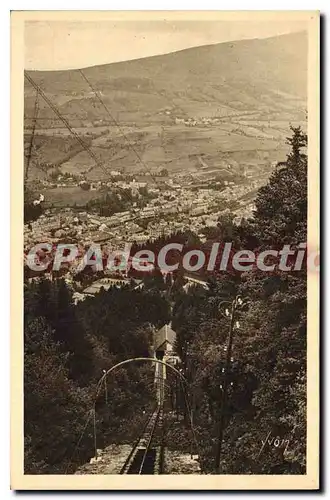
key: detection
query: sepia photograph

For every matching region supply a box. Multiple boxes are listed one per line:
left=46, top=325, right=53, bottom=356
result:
left=11, top=10, right=319, bottom=490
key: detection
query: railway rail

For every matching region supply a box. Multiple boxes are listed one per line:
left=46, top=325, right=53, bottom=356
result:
left=120, top=365, right=166, bottom=475
left=120, top=405, right=164, bottom=474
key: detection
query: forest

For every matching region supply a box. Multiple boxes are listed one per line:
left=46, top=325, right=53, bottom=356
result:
left=24, top=127, right=307, bottom=474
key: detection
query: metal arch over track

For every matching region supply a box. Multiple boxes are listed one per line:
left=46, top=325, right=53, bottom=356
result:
left=93, top=356, right=188, bottom=407
left=92, top=357, right=188, bottom=471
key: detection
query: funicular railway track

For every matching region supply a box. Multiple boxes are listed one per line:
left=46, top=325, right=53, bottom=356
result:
left=120, top=363, right=166, bottom=475
left=120, top=404, right=164, bottom=474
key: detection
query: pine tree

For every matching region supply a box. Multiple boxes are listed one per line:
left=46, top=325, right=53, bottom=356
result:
left=173, top=127, right=308, bottom=474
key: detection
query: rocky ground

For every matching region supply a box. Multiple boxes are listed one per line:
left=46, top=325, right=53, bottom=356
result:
left=75, top=444, right=201, bottom=475
left=163, top=450, right=201, bottom=474
left=75, top=444, right=132, bottom=474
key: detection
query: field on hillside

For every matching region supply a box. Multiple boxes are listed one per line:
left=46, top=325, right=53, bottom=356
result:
left=26, top=119, right=293, bottom=183
left=42, top=187, right=101, bottom=207
left=24, top=32, right=307, bottom=186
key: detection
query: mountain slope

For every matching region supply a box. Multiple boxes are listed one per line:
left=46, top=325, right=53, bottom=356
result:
left=24, top=32, right=307, bottom=182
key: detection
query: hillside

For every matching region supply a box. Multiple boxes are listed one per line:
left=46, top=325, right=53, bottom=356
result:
left=24, top=31, right=307, bottom=183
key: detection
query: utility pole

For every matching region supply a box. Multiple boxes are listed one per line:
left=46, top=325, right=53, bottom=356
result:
left=104, top=377, right=108, bottom=405
left=215, top=296, right=242, bottom=474
left=102, top=369, right=108, bottom=405
left=175, top=375, right=179, bottom=421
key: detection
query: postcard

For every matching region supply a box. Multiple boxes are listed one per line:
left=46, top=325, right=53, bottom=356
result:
left=11, top=10, right=319, bottom=490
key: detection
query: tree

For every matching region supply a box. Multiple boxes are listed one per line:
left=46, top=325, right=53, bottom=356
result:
left=165, top=272, right=173, bottom=290
left=24, top=281, right=165, bottom=473
left=24, top=317, right=93, bottom=473
left=80, top=181, right=91, bottom=191
left=24, top=186, right=43, bottom=223
left=24, top=278, right=94, bottom=382
left=143, top=267, right=166, bottom=291
left=172, top=127, right=308, bottom=473
left=246, top=126, right=307, bottom=247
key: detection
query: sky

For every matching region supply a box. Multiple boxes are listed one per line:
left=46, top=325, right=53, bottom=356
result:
left=24, top=18, right=308, bottom=71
